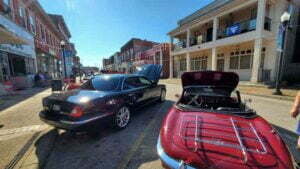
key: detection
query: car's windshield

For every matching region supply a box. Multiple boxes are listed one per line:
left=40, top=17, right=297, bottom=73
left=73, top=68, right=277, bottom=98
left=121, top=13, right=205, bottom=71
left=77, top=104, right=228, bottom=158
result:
left=81, top=75, right=120, bottom=91
left=178, top=86, right=242, bottom=112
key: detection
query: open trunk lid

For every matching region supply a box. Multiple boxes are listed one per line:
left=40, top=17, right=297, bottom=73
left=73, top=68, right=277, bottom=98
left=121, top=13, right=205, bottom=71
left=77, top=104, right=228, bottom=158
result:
left=135, top=64, right=162, bottom=83
left=181, top=71, right=239, bottom=92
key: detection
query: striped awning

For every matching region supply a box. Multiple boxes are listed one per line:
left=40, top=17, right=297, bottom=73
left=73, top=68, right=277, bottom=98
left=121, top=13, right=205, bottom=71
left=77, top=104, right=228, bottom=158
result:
left=0, top=26, right=28, bottom=45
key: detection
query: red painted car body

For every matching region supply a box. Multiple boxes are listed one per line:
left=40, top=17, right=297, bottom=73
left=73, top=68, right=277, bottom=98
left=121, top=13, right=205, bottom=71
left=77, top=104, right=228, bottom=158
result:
left=158, top=71, right=295, bottom=169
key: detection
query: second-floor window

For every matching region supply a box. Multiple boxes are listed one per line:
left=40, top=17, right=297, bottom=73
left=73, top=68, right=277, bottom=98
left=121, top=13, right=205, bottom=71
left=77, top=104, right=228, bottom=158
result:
left=4, top=0, right=9, bottom=5
left=19, top=7, right=25, bottom=18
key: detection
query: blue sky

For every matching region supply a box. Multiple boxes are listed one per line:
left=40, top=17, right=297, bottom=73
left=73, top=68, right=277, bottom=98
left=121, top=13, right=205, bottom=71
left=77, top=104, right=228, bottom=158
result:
left=39, top=0, right=213, bottom=67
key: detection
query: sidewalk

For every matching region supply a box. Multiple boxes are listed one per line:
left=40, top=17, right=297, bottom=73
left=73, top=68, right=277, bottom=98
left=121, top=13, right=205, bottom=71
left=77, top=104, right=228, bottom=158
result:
left=0, top=88, right=52, bottom=169
left=160, top=79, right=299, bottom=101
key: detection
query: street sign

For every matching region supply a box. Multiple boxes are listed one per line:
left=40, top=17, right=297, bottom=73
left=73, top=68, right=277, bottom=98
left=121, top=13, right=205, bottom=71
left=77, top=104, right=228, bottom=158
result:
left=276, top=24, right=285, bottom=52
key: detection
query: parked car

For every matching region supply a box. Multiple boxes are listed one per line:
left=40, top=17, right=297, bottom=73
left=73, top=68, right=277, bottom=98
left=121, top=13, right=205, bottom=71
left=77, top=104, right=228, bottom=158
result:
left=40, top=64, right=166, bottom=132
left=157, top=71, right=296, bottom=169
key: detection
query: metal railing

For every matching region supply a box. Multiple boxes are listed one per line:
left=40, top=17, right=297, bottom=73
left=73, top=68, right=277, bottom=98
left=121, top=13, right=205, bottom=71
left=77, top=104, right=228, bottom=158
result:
left=173, top=40, right=187, bottom=51
left=217, top=19, right=257, bottom=39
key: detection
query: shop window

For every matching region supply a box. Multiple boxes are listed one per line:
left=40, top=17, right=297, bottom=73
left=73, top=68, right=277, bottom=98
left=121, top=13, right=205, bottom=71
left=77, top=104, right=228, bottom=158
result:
left=191, top=56, right=207, bottom=71
left=240, top=55, right=252, bottom=69
left=230, top=56, right=239, bottom=69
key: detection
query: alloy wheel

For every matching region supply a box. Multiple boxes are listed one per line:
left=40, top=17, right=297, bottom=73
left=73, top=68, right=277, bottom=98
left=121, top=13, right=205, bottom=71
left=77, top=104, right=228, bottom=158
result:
left=115, top=106, right=130, bottom=128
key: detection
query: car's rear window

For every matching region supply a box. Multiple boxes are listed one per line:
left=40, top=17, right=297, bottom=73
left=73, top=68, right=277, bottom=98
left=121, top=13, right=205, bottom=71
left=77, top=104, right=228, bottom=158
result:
left=81, top=75, right=121, bottom=91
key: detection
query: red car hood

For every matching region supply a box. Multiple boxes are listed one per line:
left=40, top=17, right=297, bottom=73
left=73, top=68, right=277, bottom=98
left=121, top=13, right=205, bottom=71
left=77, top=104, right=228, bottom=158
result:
left=160, top=108, right=294, bottom=169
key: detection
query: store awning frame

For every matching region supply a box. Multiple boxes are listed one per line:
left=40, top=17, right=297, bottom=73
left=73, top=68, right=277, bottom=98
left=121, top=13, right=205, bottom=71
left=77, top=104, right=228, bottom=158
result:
left=0, top=26, right=28, bottom=45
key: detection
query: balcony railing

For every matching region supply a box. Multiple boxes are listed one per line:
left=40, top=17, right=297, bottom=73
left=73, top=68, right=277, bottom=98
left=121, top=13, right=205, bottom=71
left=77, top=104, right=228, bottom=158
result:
left=173, top=40, right=187, bottom=51
left=190, top=35, right=212, bottom=46
left=217, top=17, right=272, bottom=39
left=217, top=19, right=257, bottom=39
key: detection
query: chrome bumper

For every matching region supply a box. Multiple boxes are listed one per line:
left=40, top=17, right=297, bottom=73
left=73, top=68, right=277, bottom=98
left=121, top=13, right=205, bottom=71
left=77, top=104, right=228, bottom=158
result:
left=157, top=136, right=196, bottom=169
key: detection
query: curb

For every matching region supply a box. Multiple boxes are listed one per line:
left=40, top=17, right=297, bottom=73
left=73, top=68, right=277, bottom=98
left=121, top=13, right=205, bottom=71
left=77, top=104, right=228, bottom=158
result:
left=241, top=93, right=294, bottom=102
left=160, top=82, right=295, bottom=102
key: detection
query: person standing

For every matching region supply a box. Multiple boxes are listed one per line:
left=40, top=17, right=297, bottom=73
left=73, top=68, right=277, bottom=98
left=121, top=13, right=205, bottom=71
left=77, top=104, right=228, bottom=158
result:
left=290, top=91, right=300, bottom=149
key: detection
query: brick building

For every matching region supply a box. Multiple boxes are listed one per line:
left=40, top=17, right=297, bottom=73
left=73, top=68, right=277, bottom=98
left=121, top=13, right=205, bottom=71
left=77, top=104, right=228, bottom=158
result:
left=0, top=0, right=36, bottom=85
left=0, top=0, right=76, bottom=80
left=134, top=43, right=170, bottom=78
left=119, top=38, right=158, bottom=73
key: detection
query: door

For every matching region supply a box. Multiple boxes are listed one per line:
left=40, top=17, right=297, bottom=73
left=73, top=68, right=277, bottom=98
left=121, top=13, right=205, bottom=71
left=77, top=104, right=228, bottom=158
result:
left=206, top=28, right=213, bottom=42
left=123, top=77, right=148, bottom=105
left=138, top=76, right=158, bottom=100
left=217, top=59, right=225, bottom=72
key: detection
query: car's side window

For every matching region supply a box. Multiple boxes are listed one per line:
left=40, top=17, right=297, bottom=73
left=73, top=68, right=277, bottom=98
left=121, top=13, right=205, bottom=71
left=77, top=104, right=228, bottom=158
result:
left=138, top=77, right=152, bottom=86
left=123, top=77, right=141, bottom=90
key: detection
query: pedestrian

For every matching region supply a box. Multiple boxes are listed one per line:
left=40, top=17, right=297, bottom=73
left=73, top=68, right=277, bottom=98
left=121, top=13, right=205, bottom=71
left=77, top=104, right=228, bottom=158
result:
left=290, top=91, right=300, bottom=149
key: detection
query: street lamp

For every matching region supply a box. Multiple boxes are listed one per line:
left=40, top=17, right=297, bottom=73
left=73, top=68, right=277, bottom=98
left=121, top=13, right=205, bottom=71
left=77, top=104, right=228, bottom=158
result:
left=60, top=40, right=67, bottom=79
left=273, top=11, right=291, bottom=95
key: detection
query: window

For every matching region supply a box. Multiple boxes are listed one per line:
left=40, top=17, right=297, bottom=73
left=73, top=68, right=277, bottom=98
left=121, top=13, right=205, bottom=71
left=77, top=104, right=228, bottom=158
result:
left=229, top=56, right=239, bottom=69
left=124, top=77, right=141, bottom=89
left=3, top=0, right=9, bottom=5
left=139, top=77, right=152, bottom=86
left=29, top=15, right=35, bottom=26
left=239, top=55, right=252, bottom=69
left=19, top=7, right=25, bottom=17
left=89, top=75, right=120, bottom=91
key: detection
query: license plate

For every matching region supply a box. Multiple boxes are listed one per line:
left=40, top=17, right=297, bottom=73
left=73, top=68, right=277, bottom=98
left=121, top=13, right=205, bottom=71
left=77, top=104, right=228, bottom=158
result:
left=52, top=105, right=60, bottom=111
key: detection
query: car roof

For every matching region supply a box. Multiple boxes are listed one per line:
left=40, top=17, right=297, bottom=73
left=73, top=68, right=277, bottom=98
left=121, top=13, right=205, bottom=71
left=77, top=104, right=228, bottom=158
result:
left=94, top=74, right=141, bottom=78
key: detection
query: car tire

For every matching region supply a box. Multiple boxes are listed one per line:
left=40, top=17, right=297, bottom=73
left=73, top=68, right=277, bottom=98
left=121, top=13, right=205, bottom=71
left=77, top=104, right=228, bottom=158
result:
left=113, top=106, right=131, bottom=129
left=159, top=89, right=166, bottom=103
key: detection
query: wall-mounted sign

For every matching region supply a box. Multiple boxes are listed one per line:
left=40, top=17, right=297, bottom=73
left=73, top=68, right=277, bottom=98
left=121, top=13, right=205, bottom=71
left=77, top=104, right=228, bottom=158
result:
left=0, top=15, right=35, bottom=58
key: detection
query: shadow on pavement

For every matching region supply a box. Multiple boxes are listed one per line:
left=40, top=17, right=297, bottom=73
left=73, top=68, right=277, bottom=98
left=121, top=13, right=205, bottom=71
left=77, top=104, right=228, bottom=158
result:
left=273, top=124, right=300, bottom=163
left=34, top=100, right=174, bottom=169
left=34, top=129, right=59, bottom=169
left=124, top=100, right=175, bottom=169
left=0, top=87, right=49, bottom=112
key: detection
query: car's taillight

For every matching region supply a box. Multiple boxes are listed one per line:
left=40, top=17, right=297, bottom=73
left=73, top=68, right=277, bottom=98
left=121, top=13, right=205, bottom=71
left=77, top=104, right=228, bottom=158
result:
left=70, top=106, right=84, bottom=118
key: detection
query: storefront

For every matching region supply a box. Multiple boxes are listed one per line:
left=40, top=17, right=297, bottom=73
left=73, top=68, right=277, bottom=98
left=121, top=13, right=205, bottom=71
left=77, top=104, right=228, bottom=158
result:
left=0, top=14, right=36, bottom=87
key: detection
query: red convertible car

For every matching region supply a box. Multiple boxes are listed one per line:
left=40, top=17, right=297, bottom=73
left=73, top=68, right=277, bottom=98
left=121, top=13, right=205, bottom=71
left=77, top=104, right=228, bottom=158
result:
left=157, top=71, right=296, bottom=169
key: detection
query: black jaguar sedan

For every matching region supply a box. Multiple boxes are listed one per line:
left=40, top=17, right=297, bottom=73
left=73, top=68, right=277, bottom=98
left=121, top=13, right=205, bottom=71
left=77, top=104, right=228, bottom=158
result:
left=40, top=64, right=166, bottom=131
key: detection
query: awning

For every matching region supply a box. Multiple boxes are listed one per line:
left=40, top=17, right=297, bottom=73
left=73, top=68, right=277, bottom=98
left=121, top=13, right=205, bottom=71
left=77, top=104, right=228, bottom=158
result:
left=0, top=26, right=28, bottom=45
left=289, top=0, right=300, bottom=6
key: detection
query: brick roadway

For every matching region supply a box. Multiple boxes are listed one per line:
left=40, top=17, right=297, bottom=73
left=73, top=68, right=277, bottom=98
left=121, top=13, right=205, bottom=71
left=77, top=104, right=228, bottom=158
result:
left=0, top=83, right=299, bottom=169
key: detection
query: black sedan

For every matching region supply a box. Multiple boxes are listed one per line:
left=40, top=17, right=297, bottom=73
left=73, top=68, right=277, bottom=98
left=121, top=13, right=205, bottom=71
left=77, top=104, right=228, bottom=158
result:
left=39, top=65, right=166, bottom=131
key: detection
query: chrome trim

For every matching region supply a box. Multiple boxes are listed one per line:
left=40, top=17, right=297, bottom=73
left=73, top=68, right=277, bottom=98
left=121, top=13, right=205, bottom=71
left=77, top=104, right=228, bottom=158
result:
left=157, top=136, right=196, bottom=169
left=59, top=113, right=113, bottom=125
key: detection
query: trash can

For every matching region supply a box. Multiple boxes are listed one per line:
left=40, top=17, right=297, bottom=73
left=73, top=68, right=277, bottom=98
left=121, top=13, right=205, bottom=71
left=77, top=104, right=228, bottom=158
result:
left=51, top=79, right=63, bottom=92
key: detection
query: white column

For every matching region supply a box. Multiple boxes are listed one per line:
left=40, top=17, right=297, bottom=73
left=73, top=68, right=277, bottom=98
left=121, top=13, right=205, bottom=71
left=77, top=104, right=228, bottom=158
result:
left=211, top=47, right=217, bottom=71
left=213, top=17, right=219, bottom=41
left=160, top=49, right=163, bottom=65
left=187, top=29, right=191, bottom=47
left=256, top=0, right=266, bottom=37
left=251, top=38, right=263, bottom=82
left=153, top=55, right=156, bottom=64
left=169, top=38, right=174, bottom=78
left=186, top=52, right=191, bottom=72
left=169, top=54, right=173, bottom=78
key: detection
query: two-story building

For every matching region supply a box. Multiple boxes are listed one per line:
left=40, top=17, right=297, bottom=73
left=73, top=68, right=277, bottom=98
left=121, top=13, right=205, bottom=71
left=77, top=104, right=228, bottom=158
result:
left=169, top=0, right=299, bottom=83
